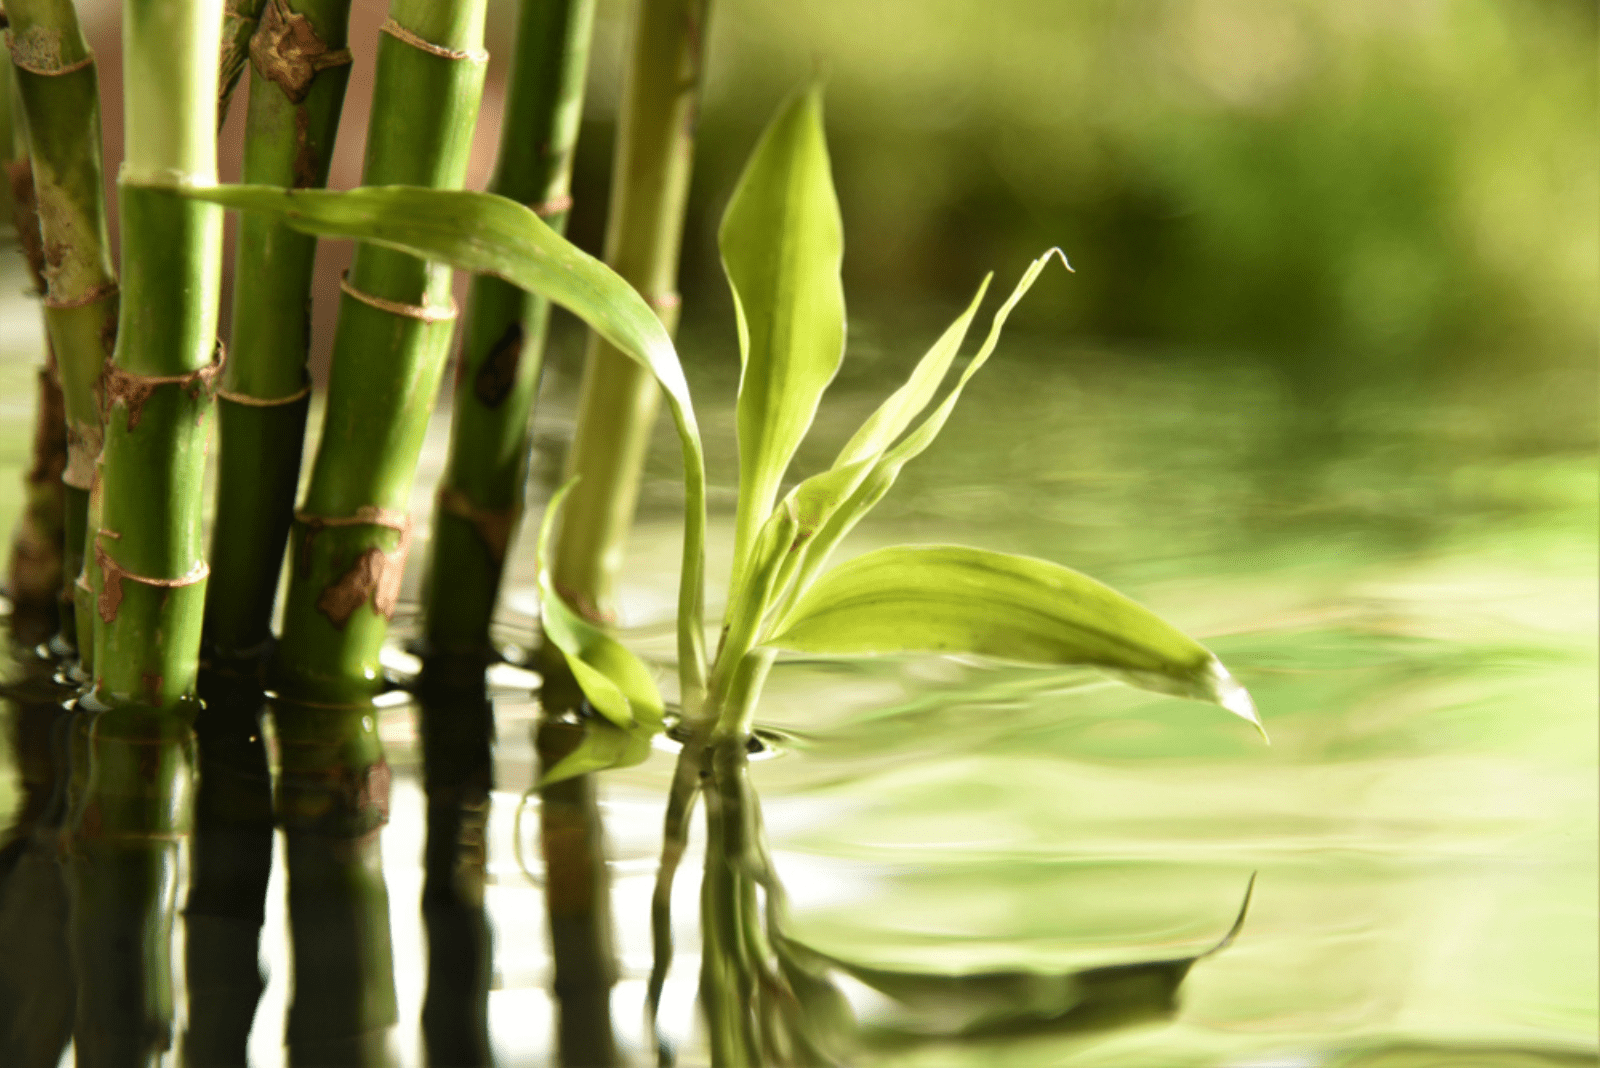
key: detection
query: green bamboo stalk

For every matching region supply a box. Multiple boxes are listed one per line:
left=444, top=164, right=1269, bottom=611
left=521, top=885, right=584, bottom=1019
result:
left=272, top=0, right=488, bottom=706
left=62, top=2, right=222, bottom=1064
left=4, top=0, right=120, bottom=659
left=549, top=0, right=711, bottom=619
left=205, top=0, right=353, bottom=666
left=420, top=0, right=596, bottom=675
left=274, top=699, right=399, bottom=1066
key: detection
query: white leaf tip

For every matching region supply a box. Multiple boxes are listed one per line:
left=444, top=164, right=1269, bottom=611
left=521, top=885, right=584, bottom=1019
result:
left=1207, top=658, right=1267, bottom=743
left=1045, top=246, right=1074, bottom=273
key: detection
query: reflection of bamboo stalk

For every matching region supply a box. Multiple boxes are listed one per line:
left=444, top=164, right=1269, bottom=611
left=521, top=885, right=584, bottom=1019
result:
left=537, top=705, right=620, bottom=1068
left=274, top=699, right=398, bottom=1066
left=63, top=701, right=195, bottom=1067
left=0, top=688, right=77, bottom=1067
left=181, top=668, right=274, bottom=1067
left=417, top=686, right=494, bottom=1067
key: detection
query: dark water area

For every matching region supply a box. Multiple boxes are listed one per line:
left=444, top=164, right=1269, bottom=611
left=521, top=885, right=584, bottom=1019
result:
left=0, top=298, right=1595, bottom=1066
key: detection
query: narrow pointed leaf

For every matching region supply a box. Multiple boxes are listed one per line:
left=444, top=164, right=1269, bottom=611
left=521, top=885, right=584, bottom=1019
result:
left=537, top=481, right=665, bottom=729
left=833, top=274, right=991, bottom=468
left=765, top=544, right=1261, bottom=730
left=721, top=87, right=846, bottom=587
left=182, top=182, right=710, bottom=697
left=775, top=250, right=1071, bottom=618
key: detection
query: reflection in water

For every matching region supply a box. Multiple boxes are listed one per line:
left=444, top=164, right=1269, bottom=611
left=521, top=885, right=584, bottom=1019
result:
left=274, top=699, right=398, bottom=1066
left=417, top=676, right=495, bottom=1068
left=535, top=671, right=621, bottom=1067
left=0, top=671, right=75, bottom=1067
left=184, top=664, right=274, bottom=1066
left=63, top=695, right=194, bottom=1066
left=659, top=736, right=1253, bottom=1066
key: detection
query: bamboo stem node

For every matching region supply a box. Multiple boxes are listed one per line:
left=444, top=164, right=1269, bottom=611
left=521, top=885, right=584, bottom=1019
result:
left=4, top=31, right=94, bottom=77
left=378, top=18, right=488, bottom=64
left=294, top=507, right=412, bottom=627
left=42, top=279, right=119, bottom=310
left=93, top=533, right=209, bottom=623
left=339, top=269, right=458, bottom=322
left=646, top=291, right=682, bottom=312
left=99, top=341, right=225, bottom=431
left=217, top=381, right=312, bottom=407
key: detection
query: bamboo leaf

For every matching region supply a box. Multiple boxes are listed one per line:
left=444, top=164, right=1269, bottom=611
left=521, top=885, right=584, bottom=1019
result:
left=833, top=274, right=991, bottom=468
left=536, top=481, right=665, bottom=730
left=182, top=182, right=710, bottom=700
left=772, top=250, right=1071, bottom=619
left=720, top=87, right=846, bottom=589
left=765, top=544, right=1262, bottom=732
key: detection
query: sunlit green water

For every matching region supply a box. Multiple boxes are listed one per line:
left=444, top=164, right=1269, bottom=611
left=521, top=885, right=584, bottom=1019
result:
left=0, top=299, right=1594, bottom=1065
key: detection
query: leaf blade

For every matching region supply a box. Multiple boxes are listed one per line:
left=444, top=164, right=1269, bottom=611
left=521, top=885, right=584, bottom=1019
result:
left=721, top=87, right=846, bottom=588
left=765, top=543, right=1261, bottom=730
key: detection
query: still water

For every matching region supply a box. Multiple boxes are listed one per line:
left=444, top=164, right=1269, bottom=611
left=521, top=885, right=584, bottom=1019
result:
left=0, top=299, right=1594, bottom=1066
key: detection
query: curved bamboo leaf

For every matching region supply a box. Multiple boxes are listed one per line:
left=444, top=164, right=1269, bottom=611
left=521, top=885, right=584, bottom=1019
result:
left=765, top=544, right=1262, bottom=732
left=181, top=182, right=710, bottom=699
left=769, top=250, right=1071, bottom=623
left=721, top=86, right=846, bottom=590
left=537, top=481, right=665, bottom=730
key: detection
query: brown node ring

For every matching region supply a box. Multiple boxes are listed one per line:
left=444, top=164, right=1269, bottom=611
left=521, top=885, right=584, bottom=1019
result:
left=4, top=30, right=95, bottom=77
left=217, top=381, right=312, bottom=407
left=339, top=271, right=457, bottom=323
left=294, top=507, right=413, bottom=627
left=93, top=531, right=209, bottom=624
left=378, top=18, right=488, bottom=63
left=99, top=338, right=225, bottom=431
left=42, top=280, right=119, bottom=311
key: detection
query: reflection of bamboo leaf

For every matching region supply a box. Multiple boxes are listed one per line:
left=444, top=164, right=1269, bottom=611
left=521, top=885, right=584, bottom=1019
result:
left=805, top=874, right=1256, bottom=1045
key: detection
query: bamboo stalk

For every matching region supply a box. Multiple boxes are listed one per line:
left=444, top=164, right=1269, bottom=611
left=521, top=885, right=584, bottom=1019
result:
left=61, top=2, right=223, bottom=1064
left=420, top=0, right=596, bottom=675
left=549, top=0, right=711, bottom=619
left=4, top=0, right=120, bottom=659
left=274, top=698, right=399, bottom=1066
left=204, top=0, right=353, bottom=666
left=272, top=0, right=488, bottom=706
left=417, top=2, right=595, bottom=1059
left=533, top=3, right=711, bottom=1058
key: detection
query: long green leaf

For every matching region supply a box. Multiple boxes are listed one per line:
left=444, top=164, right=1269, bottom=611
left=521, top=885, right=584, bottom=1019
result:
left=765, top=544, right=1262, bottom=733
left=771, top=250, right=1070, bottom=622
left=537, top=481, right=665, bottom=730
left=720, top=87, right=846, bottom=593
left=181, top=182, right=709, bottom=701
